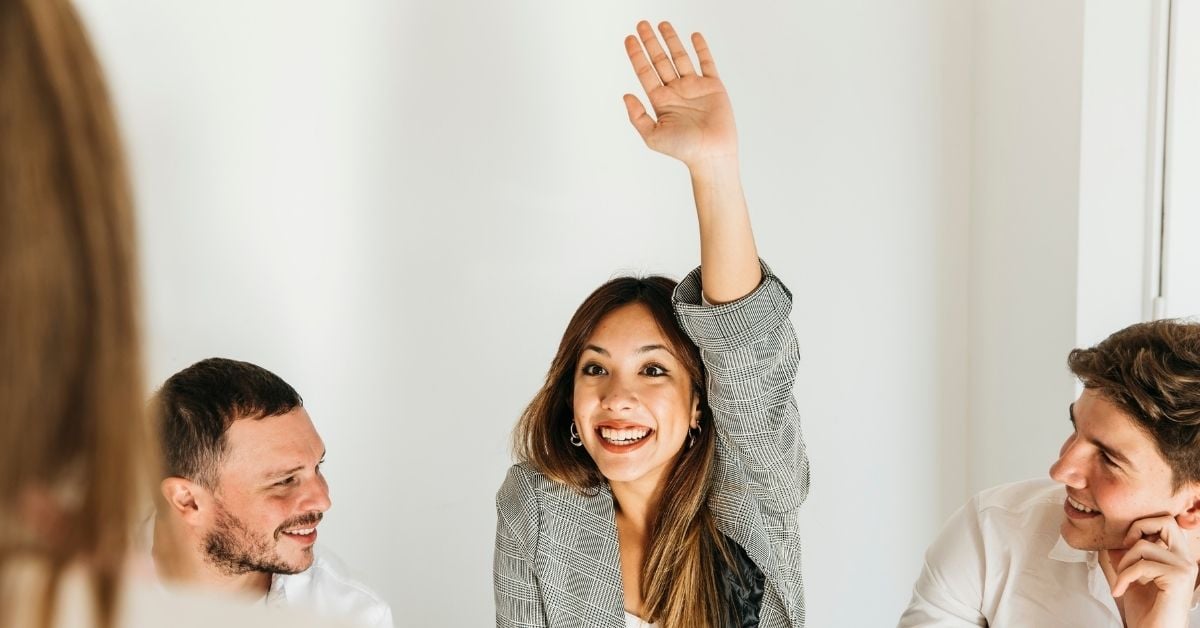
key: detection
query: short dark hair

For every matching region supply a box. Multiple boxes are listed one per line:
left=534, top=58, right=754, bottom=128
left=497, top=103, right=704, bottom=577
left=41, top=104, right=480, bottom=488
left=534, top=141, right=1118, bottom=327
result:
left=1068, top=319, right=1200, bottom=490
left=154, top=357, right=302, bottom=487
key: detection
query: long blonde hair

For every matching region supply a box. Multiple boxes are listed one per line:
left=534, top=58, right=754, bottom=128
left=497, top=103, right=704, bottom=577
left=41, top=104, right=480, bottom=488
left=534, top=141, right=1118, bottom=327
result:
left=513, top=276, right=735, bottom=628
left=0, top=0, right=147, bottom=626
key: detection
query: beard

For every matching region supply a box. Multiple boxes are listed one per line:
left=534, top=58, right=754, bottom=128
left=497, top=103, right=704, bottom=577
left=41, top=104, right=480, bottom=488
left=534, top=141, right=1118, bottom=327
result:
left=203, top=502, right=321, bottom=576
left=1059, top=514, right=1127, bottom=551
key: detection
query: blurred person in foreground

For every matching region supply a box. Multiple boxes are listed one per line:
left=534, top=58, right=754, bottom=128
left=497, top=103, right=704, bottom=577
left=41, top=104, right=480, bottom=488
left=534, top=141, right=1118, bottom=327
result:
left=0, top=1, right=342, bottom=627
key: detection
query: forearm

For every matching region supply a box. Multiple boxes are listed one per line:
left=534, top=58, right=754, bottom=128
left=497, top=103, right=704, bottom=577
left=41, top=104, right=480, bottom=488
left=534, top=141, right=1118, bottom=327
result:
left=688, top=156, right=761, bottom=303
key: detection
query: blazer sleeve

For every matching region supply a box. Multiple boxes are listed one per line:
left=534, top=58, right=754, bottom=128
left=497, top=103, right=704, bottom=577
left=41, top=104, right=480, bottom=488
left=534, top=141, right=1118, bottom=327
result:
left=494, top=464, right=549, bottom=628
left=673, top=260, right=809, bottom=514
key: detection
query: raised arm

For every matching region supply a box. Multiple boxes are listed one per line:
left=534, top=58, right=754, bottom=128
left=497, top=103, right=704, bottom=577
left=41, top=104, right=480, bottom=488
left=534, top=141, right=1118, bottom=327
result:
left=624, top=22, right=807, bottom=513
left=622, top=21, right=761, bottom=303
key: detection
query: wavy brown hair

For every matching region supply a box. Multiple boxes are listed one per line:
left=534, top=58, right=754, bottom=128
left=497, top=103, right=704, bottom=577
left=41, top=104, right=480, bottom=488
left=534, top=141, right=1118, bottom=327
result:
left=1068, top=319, right=1200, bottom=491
left=0, top=0, right=147, bottom=627
left=514, top=276, right=736, bottom=628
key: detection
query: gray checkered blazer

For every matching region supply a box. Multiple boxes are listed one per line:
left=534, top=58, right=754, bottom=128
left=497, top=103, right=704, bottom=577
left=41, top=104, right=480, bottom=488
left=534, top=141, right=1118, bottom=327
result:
left=495, top=263, right=808, bottom=628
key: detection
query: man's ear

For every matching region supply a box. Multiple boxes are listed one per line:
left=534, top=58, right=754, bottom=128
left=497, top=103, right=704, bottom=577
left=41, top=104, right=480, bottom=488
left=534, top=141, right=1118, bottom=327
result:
left=159, top=477, right=209, bottom=526
left=1177, top=489, right=1200, bottom=530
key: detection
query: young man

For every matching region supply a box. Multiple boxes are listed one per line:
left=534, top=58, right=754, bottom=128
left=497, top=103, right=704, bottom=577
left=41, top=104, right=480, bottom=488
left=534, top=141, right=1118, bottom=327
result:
left=150, top=358, right=394, bottom=628
left=900, top=320, right=1200, bottom=627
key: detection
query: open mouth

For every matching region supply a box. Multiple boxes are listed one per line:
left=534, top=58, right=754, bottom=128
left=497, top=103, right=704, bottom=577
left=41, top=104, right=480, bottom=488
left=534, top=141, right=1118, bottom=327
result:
left=600, top=426, right=651, bottom=444
left=280, top=526, right=318, bottom=545
left=278, top=513, right=322, bottom=545
left=596, top=425, right=654, bottom=453
left=1064, top=495, right=1101, bottom=519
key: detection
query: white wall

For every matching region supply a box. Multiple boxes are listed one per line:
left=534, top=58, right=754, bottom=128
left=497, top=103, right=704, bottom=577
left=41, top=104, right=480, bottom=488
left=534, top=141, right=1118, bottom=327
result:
left=1163, top=0, right=1200, bottom=318
left=72, top=0, right=1179, bottom=623
left=1077, top=0, right=1158, bottom=341
left=966, top=0, right=1086, bottom=495
left=70, top=0, right=1190, bottom=623
left=963, top=0, right=1172, bottom=497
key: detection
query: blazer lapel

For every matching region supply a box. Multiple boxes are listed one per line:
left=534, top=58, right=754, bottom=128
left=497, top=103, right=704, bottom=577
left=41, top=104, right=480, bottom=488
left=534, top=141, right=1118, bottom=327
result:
left=538, top=484, right=625, bottom=628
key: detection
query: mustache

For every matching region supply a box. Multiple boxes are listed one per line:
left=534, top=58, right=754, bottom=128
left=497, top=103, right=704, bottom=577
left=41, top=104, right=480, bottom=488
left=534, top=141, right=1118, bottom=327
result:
left=274, top=511, right=324, bottom=537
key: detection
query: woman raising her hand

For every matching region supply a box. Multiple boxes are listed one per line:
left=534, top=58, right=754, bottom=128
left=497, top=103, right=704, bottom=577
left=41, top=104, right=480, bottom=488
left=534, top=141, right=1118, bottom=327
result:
left=495, top=21, right=808, bottom=628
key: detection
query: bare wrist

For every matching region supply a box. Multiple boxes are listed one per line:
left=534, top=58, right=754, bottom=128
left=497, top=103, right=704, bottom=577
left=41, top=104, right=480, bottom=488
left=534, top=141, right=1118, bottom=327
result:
left=686, top=155, right=741, bottom=183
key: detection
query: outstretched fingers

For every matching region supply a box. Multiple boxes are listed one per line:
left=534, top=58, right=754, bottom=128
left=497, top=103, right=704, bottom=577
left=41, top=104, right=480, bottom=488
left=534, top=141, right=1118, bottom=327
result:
left=636, top=20, right=678, bottom=84
left=658, top=22, right=696, bottom=77
left=625, top=35, right=662, bottom=97
left=692, top=32, right=719, bottom=78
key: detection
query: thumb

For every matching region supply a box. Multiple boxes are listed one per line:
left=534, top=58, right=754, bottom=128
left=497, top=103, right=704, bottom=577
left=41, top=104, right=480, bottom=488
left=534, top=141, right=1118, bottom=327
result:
left=623, top=94, right=655, bottom=140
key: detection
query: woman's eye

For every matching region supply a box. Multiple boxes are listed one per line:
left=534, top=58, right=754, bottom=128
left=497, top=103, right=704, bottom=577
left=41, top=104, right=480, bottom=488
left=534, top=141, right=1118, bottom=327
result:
left=582, top=363, right=606, bottom=376
left=643, top=364, right=667, bottom=377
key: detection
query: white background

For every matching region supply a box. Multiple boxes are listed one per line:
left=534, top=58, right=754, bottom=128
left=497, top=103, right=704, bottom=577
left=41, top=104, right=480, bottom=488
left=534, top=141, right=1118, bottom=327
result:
left=73, top=1, right=1189, bottom=625
left=1164, top=0, right=1200, bottom=318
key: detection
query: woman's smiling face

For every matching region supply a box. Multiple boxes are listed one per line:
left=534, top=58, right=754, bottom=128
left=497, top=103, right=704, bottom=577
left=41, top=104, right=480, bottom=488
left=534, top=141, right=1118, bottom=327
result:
left=572, top=302, right=700, bottom=489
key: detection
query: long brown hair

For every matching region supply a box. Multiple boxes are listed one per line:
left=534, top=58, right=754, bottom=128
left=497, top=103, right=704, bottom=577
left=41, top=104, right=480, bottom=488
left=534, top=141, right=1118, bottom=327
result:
left=0, top=0, right=147, bottom=626
left=514, top=276, right=735, bottom=628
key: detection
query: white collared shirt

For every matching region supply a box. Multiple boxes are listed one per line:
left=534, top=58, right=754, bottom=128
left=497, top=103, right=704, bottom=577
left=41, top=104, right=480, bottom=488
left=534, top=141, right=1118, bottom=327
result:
left=899, top=478, right=1200, bottom=627
left=266, top=548, right=393, bottom=628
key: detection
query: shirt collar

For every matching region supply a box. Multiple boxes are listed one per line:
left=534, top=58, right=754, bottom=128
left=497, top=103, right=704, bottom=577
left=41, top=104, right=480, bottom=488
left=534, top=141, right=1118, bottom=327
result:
left=265, top=557, right=316, bottom=607
left=1047, top=535, right=1095, bottom=565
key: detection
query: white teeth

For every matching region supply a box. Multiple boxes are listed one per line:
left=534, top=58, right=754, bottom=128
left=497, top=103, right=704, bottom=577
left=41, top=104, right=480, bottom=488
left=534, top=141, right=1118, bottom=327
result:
left=1067, top=496, right=1097, bottom=514
left=599, top=427, right=651, bottom=444
left=285, top=528, right=315, bottom=535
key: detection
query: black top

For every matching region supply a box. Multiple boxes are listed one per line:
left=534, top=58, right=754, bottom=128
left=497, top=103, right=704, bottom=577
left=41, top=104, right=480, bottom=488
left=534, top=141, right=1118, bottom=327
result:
left=718, top=534, right=765, bottom=628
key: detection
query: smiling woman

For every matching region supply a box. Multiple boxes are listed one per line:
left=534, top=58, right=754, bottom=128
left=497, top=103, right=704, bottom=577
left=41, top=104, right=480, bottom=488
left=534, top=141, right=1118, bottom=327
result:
left=494, top=20, right=808, bottom=628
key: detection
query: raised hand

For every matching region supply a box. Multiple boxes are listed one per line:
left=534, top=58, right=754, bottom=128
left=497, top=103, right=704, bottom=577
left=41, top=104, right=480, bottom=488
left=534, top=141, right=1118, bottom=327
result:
left=1106, top=516, right=1198, bottom=628
left=623, top=21, right=737, bottom=169
left=621, top=20, right=760, bottom=302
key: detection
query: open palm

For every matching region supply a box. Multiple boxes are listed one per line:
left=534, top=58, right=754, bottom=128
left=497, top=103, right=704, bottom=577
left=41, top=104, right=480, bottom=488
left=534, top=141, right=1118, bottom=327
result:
left=623, top=21, right=737, bottom=167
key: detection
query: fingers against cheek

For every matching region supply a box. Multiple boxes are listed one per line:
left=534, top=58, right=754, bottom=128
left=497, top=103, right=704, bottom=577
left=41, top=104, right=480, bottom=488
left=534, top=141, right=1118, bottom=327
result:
left=1117, top=540, right=1179, bottom=573
left=1111, top=540, right=1195, bottom=597
left=1112, top=560, right=1157, bottom=597
left=1126, top=515, right=1176, bottom=539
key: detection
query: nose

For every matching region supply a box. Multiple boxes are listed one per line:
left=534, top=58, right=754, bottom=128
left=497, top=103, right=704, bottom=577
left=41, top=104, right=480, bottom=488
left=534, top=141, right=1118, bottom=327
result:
left=600, top=374, right=638, bottom=413
left=1049, top=436, right=1086, bottom=489
left=302, top=473, right=332, bottom=513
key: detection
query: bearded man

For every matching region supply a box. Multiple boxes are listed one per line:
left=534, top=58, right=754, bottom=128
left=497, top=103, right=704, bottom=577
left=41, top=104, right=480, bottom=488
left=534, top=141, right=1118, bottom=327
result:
left=151, top=358, right=393, bottom=628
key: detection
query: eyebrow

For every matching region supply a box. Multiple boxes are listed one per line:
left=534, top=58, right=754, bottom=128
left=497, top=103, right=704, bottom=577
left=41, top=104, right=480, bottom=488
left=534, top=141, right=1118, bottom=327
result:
left=582, top=344, right=670, bottom=357
left=262, top=450, right=326, bottom=481
left=1069, top=404, right=1133, bottom=467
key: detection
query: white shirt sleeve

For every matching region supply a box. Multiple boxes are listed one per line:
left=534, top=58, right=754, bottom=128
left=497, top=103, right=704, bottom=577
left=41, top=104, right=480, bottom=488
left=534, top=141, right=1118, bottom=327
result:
left=898, top=497, right=990, bottom=627
left=366, top=603, right=394, bottom=628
